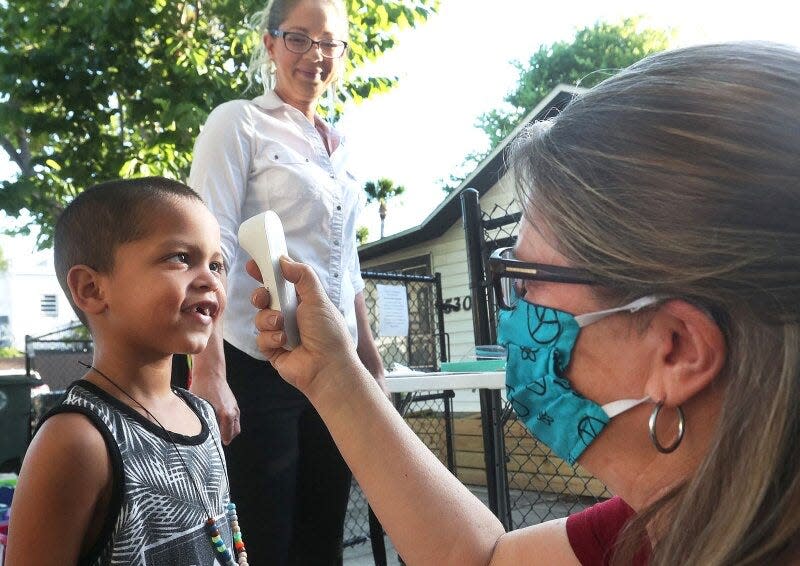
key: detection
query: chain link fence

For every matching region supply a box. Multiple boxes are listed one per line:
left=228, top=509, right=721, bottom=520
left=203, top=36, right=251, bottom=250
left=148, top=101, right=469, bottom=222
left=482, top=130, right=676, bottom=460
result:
left=342, top=271, right=453, bottom=556
left=359, top=271, right=447, bottom=371
left=25, top=323, right=93, bottom=389
left=25, top=323, right=93, bottom=430
left=479, top=199, right=612, bottom=529
left=343, top=387, right=456, bottom=563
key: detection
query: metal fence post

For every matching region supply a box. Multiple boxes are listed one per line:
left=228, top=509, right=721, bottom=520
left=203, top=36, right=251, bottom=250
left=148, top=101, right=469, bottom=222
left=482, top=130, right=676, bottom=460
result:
left=25, top=334, right=32, bottom=377
left=460, top=188, right=511, bottom=529
left=434, top=272, right=447, bottom=365
left=434, top=272, right=456, bottom=474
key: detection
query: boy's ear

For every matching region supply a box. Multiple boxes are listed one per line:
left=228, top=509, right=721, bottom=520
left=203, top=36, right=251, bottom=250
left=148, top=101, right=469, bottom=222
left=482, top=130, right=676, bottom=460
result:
left=66, top=265, right=108, bottom=317
left=643, top=300, right=726, bottom=406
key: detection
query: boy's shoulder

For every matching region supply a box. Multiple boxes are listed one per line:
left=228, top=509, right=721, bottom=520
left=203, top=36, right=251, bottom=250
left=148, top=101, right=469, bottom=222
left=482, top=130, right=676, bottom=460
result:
left=23, top=406, right=112, bottom=501
left=10, top=407, right=113, bottom=565
left=35, top=381, right=107, bottom=433
left=35, top=409, right=107, bottom=453
left=33, top=411, right=109, bottom=475
left=30, top=381, right=119, bottom=467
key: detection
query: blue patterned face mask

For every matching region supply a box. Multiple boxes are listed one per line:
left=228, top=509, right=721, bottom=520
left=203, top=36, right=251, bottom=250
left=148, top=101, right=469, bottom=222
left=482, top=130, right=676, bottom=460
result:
left=497, top=296, right=659, bottom=465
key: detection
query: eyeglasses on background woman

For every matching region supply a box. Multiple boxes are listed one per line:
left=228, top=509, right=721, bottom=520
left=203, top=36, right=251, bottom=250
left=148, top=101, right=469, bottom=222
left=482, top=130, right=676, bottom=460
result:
left=269, top=29, right=348, bottom=58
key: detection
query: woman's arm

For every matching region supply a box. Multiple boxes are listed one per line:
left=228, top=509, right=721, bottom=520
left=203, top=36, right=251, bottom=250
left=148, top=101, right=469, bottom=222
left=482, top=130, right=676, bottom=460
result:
left=6, top=413, right=112, bottom=565
left=187, top=102, right=252, bottom=444
left=188, top=243, right=239, bottom=444
left=354, top=291, right=388, bottom=394
left=251, top=258, right=581, bottom=565
left=189, top=316, right=240, bottom=444
left=252, top=259, right=505, bottom=564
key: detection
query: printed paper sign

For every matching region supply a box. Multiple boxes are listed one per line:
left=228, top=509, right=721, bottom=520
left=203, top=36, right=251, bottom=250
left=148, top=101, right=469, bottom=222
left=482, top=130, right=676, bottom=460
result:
left=377, top=284, right=409, bottom=337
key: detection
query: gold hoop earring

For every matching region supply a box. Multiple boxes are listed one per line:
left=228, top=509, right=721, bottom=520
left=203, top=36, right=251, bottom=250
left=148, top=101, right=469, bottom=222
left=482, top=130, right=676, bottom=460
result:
left=648, top=402, right=685, bottom=453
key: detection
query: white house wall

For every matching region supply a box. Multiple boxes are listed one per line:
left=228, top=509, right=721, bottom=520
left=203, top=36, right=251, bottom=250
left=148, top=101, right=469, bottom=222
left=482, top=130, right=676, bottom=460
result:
left=361, top=176, right=520, bottom=412
left=1, top=249, right=77, bottom=351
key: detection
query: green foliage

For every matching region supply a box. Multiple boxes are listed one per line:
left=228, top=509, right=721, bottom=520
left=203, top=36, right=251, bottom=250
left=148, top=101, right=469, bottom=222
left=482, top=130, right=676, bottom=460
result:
left=363, top=176, right=404, bottom=238
left=442, top=18, right=671, bottom=193
left=64, top=324, right=92, bottom=341
left=0, top=346, right=22, bottom=358
left=363, top=176, right=405, bottom=205
left=356, top=225, right=369, bottom=246
left=481, top=18, right=672, bottom=148
left=0, top=0, right=439, bottom=248
left=343, top=0, right=437, bottom=103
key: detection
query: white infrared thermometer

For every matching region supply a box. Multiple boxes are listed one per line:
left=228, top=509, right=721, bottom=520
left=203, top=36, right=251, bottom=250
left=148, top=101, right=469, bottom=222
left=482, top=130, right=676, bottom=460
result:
left=238, top=211, right=300, bottom=350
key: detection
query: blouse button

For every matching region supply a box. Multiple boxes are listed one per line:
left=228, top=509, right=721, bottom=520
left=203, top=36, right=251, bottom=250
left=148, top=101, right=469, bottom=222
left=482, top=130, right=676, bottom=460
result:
left=334, top=272, right=339, bottom=278
left=333, top=239, right=340, bottom=246
left=329, top=173, right=335, bottom=179
left=273, top=154, right=279, bottom=159
left=336, top=205, right=342, bottom=211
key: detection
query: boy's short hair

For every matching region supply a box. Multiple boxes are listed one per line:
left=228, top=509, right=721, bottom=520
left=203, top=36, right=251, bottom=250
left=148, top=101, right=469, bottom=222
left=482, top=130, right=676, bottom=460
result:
left=54, top=176, right=203, bottom=326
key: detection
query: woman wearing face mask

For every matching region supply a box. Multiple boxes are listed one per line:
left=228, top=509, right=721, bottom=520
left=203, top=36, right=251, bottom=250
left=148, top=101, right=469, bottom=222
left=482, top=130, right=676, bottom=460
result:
left=250, top=41, right=800, bottom=565
left=188, top=0, right=387, bottom=563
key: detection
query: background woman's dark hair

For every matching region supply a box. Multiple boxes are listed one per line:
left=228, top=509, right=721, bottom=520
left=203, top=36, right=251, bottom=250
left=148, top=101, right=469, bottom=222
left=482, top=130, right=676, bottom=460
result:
left=510, top=41, right=800, bottom=564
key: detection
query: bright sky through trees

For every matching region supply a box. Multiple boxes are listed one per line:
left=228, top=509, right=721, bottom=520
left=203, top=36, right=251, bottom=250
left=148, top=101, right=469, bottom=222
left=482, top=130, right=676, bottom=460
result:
left=2, top=0, right=798, bottom=254
left=336, top=0, right=800, bottom=241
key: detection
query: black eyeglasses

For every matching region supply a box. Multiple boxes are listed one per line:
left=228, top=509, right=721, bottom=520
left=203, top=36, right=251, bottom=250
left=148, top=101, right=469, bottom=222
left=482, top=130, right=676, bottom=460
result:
left=270, top=30, right=348, bottom=58
left=488, top=246, right=598, bottom=310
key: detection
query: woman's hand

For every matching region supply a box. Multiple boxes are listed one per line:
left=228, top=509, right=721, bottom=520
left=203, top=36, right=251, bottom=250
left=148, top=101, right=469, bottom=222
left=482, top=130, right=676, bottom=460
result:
left=189, top=372, right=240, bottom=444
left=248, top=257, right=361, bottom=398
left=189, top=323, right=241, bottom=444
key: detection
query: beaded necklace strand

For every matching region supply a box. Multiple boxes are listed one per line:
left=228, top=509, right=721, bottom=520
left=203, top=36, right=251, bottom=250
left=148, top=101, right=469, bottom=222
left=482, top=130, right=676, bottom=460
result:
left=80, top=363, right=249, bottom=565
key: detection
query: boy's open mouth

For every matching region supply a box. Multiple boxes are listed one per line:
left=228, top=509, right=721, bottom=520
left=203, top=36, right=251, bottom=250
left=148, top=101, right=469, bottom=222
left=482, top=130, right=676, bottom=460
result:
left=186, top=301, right=218, bottom=318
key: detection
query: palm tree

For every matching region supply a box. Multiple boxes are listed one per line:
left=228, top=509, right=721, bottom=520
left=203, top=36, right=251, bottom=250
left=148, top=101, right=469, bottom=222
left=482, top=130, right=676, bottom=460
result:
left=363, top=177, right=405, bottom=239
left=356, top=226, right=369, bottom=246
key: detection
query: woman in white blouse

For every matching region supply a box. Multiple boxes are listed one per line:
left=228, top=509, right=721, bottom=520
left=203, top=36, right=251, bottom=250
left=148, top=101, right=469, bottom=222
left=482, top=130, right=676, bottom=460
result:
left=188, top=0, right=386, bottom=563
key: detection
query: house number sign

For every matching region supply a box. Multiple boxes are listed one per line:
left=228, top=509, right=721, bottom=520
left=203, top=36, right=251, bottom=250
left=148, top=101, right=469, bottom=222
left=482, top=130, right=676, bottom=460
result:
left=441, top=295, right=471, bottom=313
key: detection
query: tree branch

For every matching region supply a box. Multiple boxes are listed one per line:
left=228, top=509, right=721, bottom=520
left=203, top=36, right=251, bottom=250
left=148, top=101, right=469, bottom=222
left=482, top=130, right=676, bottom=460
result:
left=17, top=128, right=32, bottom=176
left=0, top=134, right=25, bottom=175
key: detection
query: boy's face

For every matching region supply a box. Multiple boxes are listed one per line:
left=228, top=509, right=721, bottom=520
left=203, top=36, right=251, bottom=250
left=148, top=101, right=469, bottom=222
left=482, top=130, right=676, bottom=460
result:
left=99, top=197, right=226, bottom=357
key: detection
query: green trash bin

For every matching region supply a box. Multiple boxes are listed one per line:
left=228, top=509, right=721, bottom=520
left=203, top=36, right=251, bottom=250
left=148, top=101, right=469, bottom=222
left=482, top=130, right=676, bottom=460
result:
left=0, top=371, right=40, bottom=472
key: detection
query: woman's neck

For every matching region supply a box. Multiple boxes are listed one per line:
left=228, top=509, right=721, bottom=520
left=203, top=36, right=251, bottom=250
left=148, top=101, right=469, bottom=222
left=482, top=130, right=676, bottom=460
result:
left=584, top=389, right=723, bottom=512
left=273, top=86, right=316, bottom=122
left=314, top=115, right=337, bottom=155
left=271, top=87, right=336, bottom=154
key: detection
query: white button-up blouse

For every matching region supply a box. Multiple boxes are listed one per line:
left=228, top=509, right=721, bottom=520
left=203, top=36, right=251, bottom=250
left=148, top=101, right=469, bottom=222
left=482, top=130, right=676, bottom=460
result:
left=189, top=91, right=365, bottom=360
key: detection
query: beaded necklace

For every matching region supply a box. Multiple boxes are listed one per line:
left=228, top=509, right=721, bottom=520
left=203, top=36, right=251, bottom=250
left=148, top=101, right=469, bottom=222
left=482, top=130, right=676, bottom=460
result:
left=80, top=363, right=249, bottom=565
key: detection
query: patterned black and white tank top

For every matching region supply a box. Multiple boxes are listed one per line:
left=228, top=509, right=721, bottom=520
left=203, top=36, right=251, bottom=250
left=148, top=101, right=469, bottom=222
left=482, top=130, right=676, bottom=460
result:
left=43, top=380, right=234, bottom=565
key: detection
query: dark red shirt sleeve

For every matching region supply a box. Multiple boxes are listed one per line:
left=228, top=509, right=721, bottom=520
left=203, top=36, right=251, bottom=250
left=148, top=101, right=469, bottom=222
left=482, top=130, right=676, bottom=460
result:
left=565, top=496, right=649, bottom=566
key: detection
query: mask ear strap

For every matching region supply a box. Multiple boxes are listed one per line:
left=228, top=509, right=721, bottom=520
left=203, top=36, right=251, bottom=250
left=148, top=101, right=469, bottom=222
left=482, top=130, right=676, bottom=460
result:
left=575, top=295, right=663, bottom=327
left=602, top=396, right=650, bottom=418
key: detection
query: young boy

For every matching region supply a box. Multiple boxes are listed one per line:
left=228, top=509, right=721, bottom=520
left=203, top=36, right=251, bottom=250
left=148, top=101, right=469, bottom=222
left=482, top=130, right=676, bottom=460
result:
left=6, top=178, right=245, bottom=565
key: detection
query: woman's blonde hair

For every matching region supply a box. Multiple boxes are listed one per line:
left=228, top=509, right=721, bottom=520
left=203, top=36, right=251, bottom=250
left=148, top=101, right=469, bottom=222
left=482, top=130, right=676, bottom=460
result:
left=510, top=41, right=800, bottom=564
left=245, top=0, right=347, bottom=92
